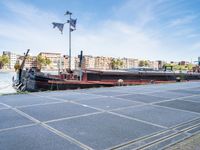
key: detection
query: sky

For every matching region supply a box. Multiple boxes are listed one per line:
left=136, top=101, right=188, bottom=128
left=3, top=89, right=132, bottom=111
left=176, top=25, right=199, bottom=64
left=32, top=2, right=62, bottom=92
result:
left=0, top=0, right=200, bottom=61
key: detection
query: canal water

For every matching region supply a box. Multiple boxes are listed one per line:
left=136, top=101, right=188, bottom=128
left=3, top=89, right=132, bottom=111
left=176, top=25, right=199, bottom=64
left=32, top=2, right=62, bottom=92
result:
left=0, top=72, right=17, bottom=95
left=0, top=71, right=59, bottom=95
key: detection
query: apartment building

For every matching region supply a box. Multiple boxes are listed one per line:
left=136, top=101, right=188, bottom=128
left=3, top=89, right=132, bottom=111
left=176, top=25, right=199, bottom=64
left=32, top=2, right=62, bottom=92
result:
left=121, top=58, right=139, bottom=69
left=39, top=52, right=61, bottom=70
left=179, top=61, right=190, bottom=66
left=18, top=56, right=37, bottom=69
left=149, top=61, right=159, bottom=70
left=95, top=56, right=112, bottom=70
left=3, top=51, right=19, bottom=69
left=157, top=60, right=166, bottom=70
left=82, top=55, right=95, bottom=69
left=62, top=55, right=78, bottom=71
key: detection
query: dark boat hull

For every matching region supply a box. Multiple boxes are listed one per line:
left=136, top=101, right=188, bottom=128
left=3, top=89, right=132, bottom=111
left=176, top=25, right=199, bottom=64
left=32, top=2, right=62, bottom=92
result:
left=18, top=72, right=114, bottom=92
left=14, top=70, right=200, bottom=92
left=86, top=71, right=200, bottom=81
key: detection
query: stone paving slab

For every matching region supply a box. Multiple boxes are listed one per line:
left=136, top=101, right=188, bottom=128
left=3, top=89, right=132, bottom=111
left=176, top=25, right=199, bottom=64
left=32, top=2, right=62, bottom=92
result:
left=88, top=91, right=130, bottom=96
left=170, top=89, right=200, bottom=95
left=35, top=91, right=76, bottom=97
left=0, top=125, right=83, bottom=150
left=0, top=104, right=7, bottom=109
left=146, top=91, right=193, bottom=99
left=113, top=105, right=200, bottom=127
left=75, top=97, right=142, bottom=110
left=19, top=102, right=99, bottom=122
left=47, top=113, right=164, bottom=150
left=115, top=94, right=169, bottom=103
left=177, top=95, right=200, bottom=103
left=156, top=100, right=200, bottom=113
left=0, top=82, right=200, bottom=150
left=0, top=95, right=60, bottom=107
left=0, top=94, right=36, bottom=100
left=48, top=93, right=103, bottom=101
left=0, top=109, right=33, bottom=130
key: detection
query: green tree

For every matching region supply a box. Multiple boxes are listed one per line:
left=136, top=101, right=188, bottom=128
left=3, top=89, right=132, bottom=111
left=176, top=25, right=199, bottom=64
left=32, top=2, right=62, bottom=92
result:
left=45, top=57, right=51, bottom=66
left=174, top=65, right=185, bottom=71
left=36, top=54, right=51, bottom=69
left=111, top=59, right=123, bottom=70
left=163, top=63, right=194, bottom=71
left=0, top=55, right=9, bottom=69
left=14, top=62, right=21, bottom=72
left=139, top=60, right=149, bottom=67
left=185, top=64, right=194, bottom=71
left=163, top=63, right=173, bottom=68
left=144, top=60, right=149, bottom=67
left=163, top=63, right=174, bottom=71
left=139, top=60, right=144, bottom=67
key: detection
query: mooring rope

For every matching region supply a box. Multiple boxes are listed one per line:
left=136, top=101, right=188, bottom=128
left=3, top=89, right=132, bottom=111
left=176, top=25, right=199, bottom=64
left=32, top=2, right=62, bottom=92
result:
left=0, top=80, right=13, bottom=90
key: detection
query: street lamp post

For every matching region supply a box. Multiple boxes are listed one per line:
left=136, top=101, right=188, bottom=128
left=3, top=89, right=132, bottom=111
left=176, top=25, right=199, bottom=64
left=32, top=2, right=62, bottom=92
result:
left=52, top=11, right=77, bottom=72
left=65, top=11, right=72, bottom=71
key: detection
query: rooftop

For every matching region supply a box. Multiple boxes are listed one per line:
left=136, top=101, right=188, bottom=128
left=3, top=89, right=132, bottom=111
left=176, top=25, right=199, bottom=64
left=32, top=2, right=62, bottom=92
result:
left=0, top=82, right=200, bottom=149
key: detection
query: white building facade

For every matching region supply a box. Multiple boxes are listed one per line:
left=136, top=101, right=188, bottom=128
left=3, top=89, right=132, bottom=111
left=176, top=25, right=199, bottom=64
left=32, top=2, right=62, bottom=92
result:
left=3, top=51, right=18, bottom=69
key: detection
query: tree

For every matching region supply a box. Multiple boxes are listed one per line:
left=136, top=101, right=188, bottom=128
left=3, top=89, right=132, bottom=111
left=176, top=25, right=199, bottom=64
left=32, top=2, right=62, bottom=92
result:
left=163, top=63, right=173, bottom=68
left=14, top=62, right=21, bottom=72
left=163, top=63, right=194, bottom=71
left=174, top=65, right=185, bottom=71
left=110, top=59, right=123, bottom=70
left=185, top=64, right=194, bottom=71
left=163, top=63, right=174, bottom=71
left=36, top=54, right=51, bottom=70
left=144, top=60, right=149, bottom=67
left=139, top=60, right=144, bottom=67
left=139, top=60, right=149, bottom=67
left=45, top=57, right=51, bottom=66
left=0, top=55, right=9, bottom=69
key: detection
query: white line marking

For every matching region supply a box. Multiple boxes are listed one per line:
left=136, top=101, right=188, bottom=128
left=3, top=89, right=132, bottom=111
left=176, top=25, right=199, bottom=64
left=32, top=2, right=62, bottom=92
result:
left=0, top=124, right=37, bottom=133
left=16, top=101, right=65, bottom=108
left=109, top=104, right=147, bottom=111
left=151, top=104, right=200, bottom=115
left=108, top=111, right=168, bottom=129
left=44, top=112, right=103, bottom=123
left=150, top=94, right=200, bottom=105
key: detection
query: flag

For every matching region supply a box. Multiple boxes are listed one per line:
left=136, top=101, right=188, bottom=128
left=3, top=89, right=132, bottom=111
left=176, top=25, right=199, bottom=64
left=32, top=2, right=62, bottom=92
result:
left=68, top=18, right=77, bottom=29
left=52, top=22, right=64, bottom=34
left=70, top=27, right=75, bottom=32
left=70, top=18, right=77, bottom=28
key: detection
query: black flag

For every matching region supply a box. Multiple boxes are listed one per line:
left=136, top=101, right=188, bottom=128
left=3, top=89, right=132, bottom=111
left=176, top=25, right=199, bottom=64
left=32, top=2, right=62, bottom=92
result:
left=52, top=22, right=64, bottom=34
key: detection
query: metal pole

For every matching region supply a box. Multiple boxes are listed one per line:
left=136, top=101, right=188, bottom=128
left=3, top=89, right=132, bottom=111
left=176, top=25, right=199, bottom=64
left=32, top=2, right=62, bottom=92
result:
left=69, top=14, right=72, bottom=71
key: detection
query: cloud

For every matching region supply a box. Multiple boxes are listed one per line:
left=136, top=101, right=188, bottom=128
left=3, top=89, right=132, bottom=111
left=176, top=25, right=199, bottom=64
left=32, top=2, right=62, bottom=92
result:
left=0, top=0, right=200, bottom=61
left=114, top=0, right=159, bottom=26
left=192, top=42, right=200, bottom=50
left=168, top=15, right=197, bottom=27
left=0, top=1, right=66, bottom=53
left=73, top=20, right=163, bottom=60
left=0, top=0, right=163, bottom=60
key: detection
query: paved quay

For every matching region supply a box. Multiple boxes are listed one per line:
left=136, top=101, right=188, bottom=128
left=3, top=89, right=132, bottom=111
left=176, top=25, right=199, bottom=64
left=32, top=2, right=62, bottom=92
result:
left=0, top=82, right=200, bottom=150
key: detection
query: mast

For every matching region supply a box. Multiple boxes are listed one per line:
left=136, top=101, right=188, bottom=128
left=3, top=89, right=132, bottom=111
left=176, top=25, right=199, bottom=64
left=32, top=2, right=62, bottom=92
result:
left=67, top=11, right=72, bottom=71
left=18, top=49, right=30, bottom=83
left=53, top=11, right=77, bottom=72
left=20, top=49, right=30, bottom=70
left=65, top=11, right=75, bottom=71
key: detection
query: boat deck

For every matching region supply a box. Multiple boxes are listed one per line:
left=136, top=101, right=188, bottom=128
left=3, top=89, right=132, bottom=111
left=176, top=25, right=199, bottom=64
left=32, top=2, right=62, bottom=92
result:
left=1, top=81, right=200, bottom=149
